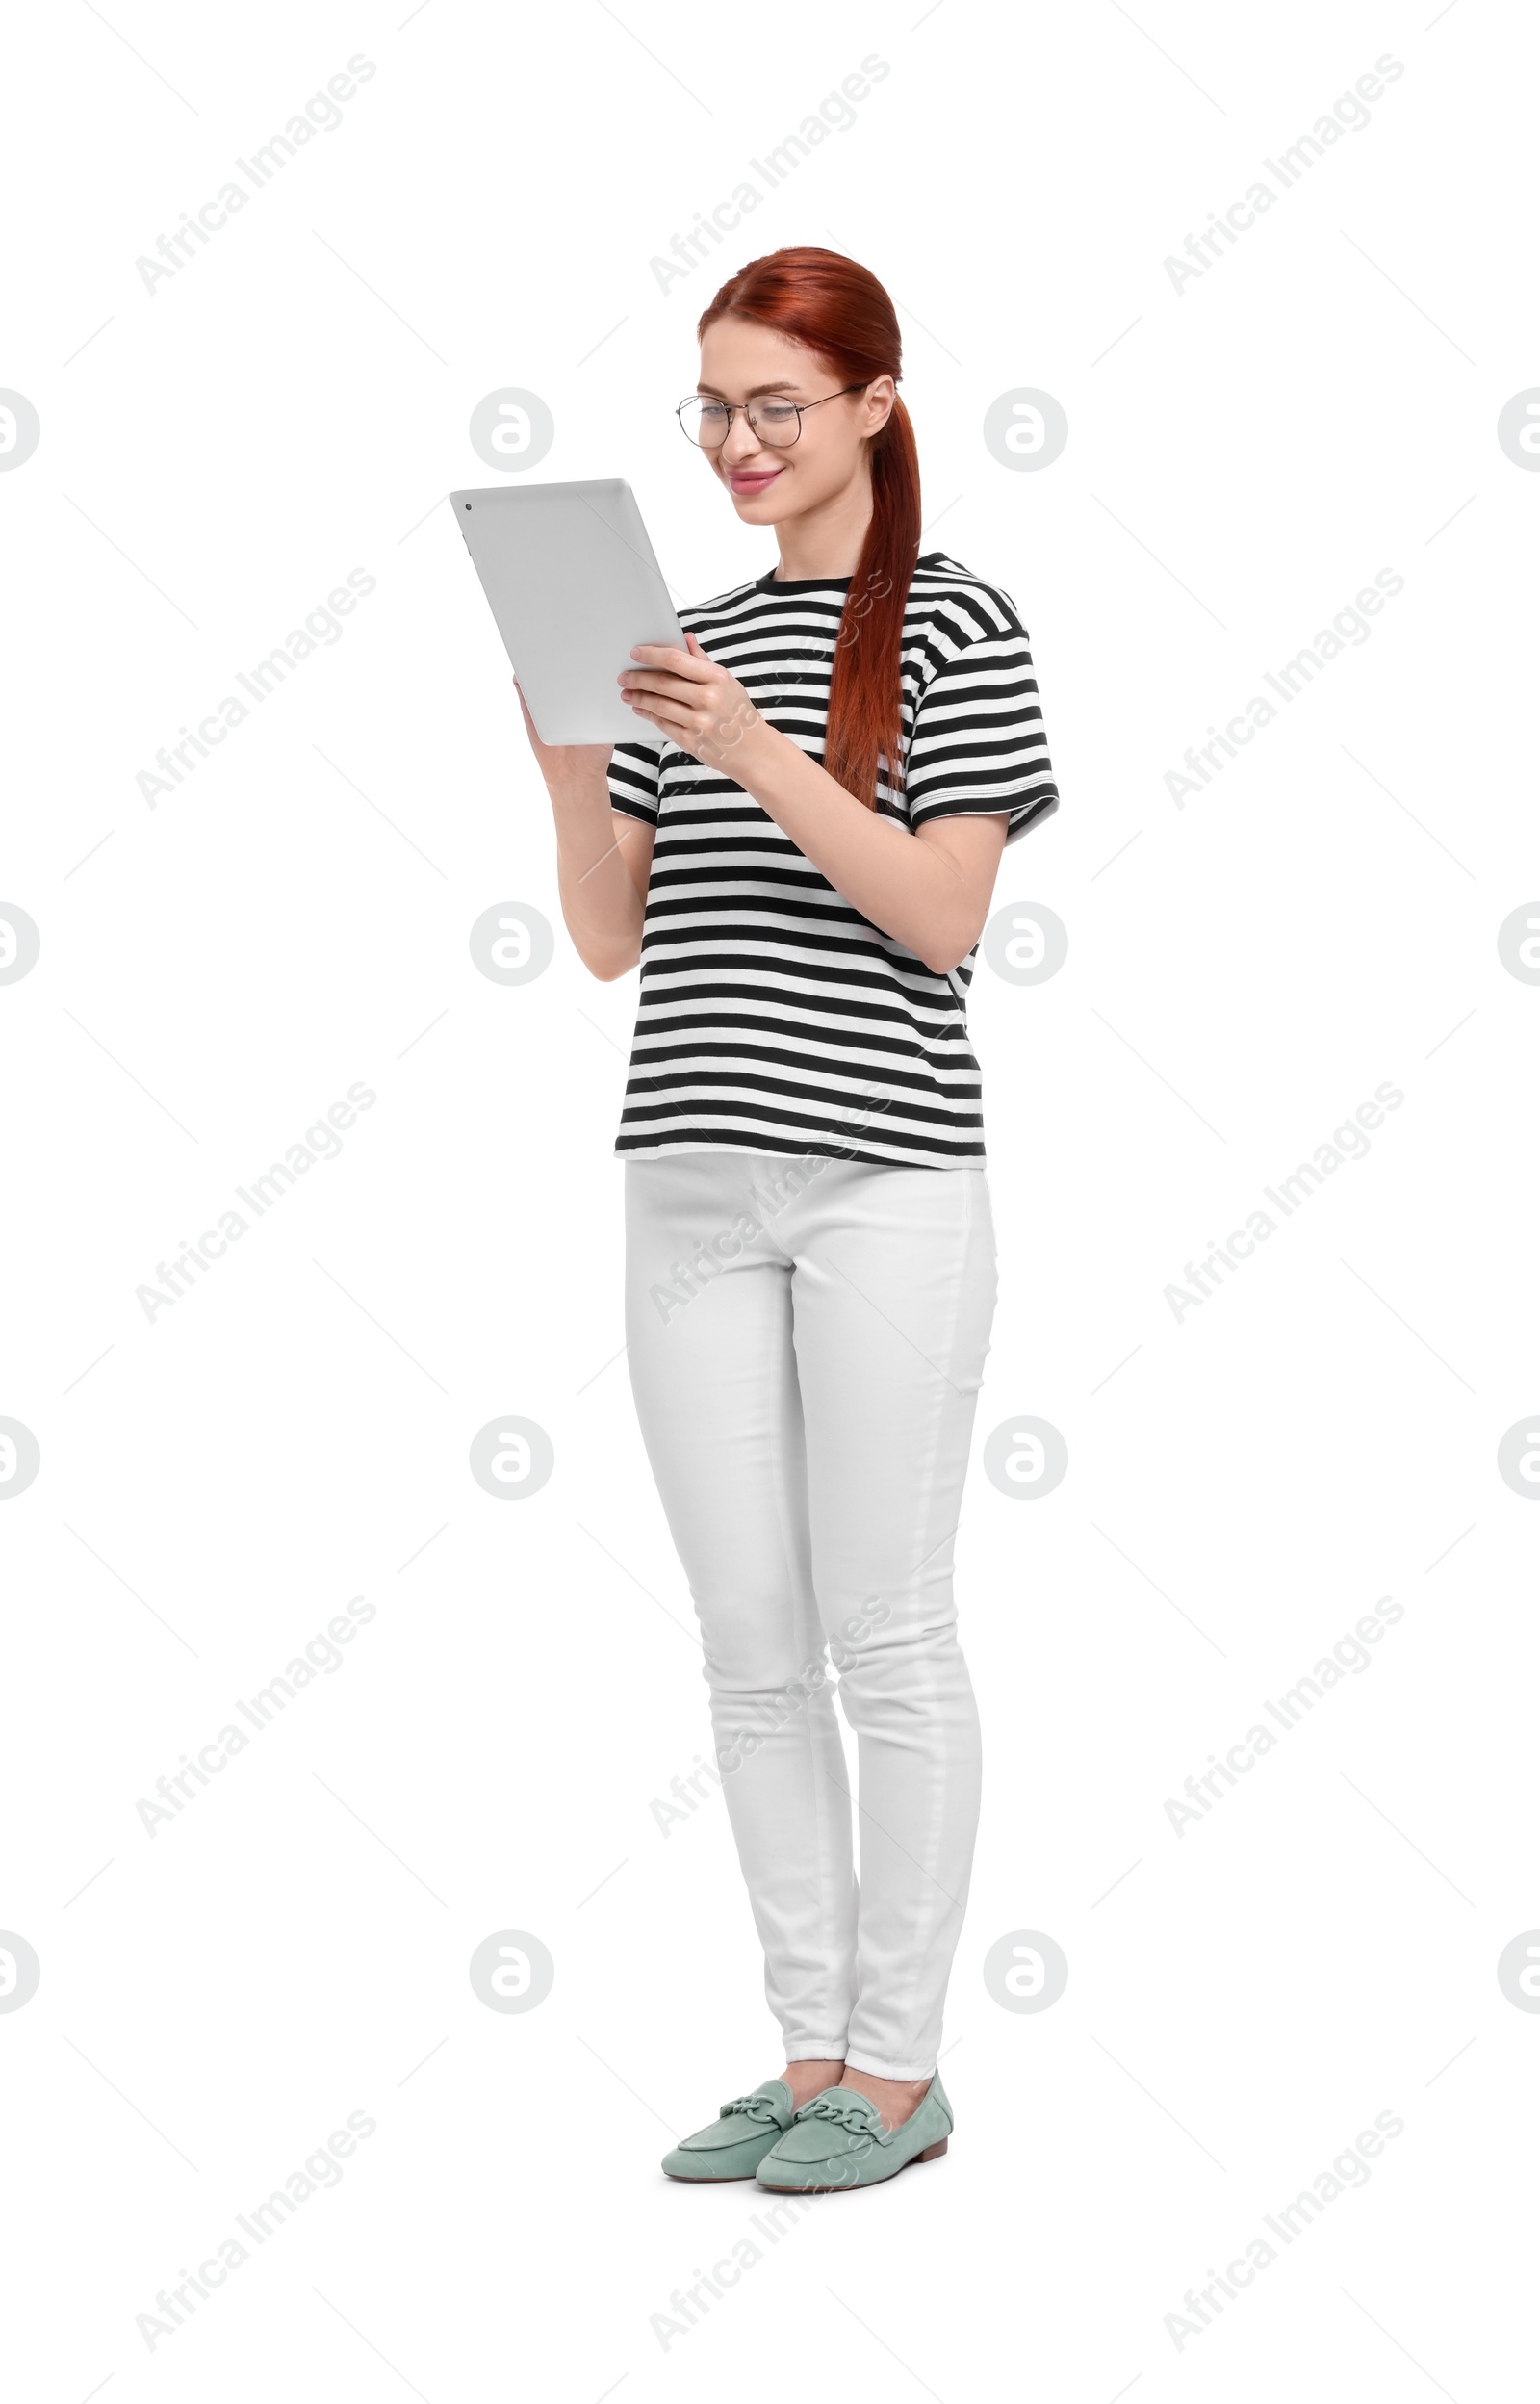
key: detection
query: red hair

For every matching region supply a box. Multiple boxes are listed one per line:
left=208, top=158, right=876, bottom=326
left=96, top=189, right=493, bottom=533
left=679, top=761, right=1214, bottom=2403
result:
left=697, top=246, right=921, bottom=809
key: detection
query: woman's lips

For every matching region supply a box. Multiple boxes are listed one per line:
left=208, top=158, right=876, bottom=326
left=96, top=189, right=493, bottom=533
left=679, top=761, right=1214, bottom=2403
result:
left=728, top=468, right=783, bottom=493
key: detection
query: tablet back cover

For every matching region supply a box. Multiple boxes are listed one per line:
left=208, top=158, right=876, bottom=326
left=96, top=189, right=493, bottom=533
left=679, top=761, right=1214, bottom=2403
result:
left=450, top=478, right=684, bottom=743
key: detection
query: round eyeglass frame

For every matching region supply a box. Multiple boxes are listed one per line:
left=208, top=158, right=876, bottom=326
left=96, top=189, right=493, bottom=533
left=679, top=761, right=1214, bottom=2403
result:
left=675, top=382, right=871, bottom=450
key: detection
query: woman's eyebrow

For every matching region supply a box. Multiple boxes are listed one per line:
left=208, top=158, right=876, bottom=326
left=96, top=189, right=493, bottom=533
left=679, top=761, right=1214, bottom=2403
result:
left=695, top=379, right=803, bottom=399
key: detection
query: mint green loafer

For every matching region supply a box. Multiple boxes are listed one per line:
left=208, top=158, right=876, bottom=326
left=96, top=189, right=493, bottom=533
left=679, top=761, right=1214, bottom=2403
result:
left=756, top=2073, right=953, bottom=2192
left=661, top=2080, right=797, bottom=2182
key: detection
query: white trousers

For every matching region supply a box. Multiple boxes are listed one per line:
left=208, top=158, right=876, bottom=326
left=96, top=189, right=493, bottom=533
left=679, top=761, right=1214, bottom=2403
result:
left=624, top=1149, right=998, bottom=2079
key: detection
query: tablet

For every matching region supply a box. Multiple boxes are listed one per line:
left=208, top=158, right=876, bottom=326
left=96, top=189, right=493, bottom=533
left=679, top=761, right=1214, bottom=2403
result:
left=450, top=478, right=687, bottom=743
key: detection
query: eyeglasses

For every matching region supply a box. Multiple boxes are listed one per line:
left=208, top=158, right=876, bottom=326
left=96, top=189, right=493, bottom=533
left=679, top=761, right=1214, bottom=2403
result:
left=676, top=383, right=870, bottom=450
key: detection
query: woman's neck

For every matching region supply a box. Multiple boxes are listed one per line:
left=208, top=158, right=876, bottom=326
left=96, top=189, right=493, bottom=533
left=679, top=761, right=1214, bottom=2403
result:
left=771, top=472, right=875, bottom=582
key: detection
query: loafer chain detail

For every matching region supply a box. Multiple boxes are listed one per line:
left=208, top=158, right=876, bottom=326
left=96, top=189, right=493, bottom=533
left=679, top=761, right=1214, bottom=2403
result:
left=755, top=2073, right=953, bottom=2192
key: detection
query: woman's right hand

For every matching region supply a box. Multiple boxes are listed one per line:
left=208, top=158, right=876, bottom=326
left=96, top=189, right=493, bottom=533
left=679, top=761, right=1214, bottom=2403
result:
left=512, top=676, right=650, bottom=979
left=514, top=678, right=615, bottom=796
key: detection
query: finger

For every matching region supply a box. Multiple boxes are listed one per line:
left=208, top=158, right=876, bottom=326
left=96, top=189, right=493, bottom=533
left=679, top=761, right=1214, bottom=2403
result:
left=630, top=696, right=695, bottom=733
left=619, top=671, right=696, bottom=699
left=631, top=701, right=697, bottom=741
left=629, top=642, right=713, bottom=681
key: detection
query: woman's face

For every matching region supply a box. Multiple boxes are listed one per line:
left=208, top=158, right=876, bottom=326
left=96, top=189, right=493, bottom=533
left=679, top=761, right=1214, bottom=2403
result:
left=694, top=315, right=895, bottom=529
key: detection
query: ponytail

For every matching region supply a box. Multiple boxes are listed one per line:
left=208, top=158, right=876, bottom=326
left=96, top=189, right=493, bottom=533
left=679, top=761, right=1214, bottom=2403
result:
left=697, top=247, right=919, bottom=810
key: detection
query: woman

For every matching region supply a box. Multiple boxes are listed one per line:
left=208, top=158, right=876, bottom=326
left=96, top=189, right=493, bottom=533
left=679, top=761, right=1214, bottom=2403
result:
left=517, top=247, right=1059, bottom=2191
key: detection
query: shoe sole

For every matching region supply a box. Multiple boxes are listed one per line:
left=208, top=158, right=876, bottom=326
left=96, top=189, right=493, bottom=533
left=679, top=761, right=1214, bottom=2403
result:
left=662, top=2168, right=760, bottom=2183
left=756, top=2135, right=949, bottom=2194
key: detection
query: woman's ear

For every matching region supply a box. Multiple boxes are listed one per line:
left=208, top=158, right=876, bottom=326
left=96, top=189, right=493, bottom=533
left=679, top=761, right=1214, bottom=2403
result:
left=866, top=375, right=898, bottom=435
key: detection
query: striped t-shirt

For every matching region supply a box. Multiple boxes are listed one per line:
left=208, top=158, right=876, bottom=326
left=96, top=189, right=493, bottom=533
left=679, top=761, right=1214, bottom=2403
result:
left=607, top=551, right=1059, bottom=1169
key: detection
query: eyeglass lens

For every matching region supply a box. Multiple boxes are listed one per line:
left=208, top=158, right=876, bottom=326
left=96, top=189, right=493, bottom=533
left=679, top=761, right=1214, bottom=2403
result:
left=680, top=397, right=803, bottom=448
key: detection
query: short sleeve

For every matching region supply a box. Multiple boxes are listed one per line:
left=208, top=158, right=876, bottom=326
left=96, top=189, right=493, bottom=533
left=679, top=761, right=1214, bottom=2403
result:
left=608, top=735, right=665, bottom=827
left=904, top=626, right=1059, bottom=845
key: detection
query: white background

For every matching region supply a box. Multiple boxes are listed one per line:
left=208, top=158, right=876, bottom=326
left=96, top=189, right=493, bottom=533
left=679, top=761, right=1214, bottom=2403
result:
left=3, top=0, right=1537, bottom=2395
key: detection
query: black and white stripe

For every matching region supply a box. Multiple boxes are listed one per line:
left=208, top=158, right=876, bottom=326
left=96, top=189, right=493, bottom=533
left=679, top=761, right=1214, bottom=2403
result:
left=608, top=551, right=1059, bottom=1168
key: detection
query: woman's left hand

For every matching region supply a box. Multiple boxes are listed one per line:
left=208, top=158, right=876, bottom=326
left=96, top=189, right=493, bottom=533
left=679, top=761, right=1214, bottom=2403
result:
left=619, top=633, right=766, bottom=771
